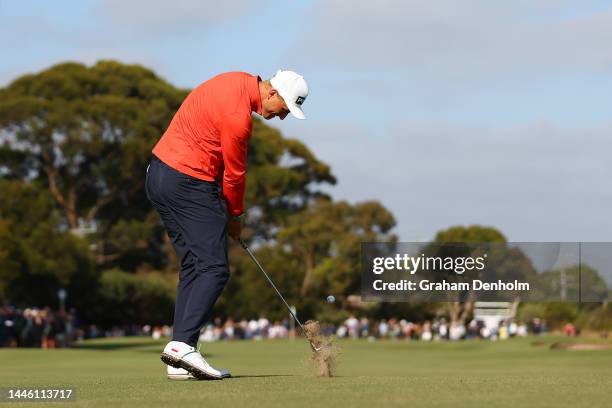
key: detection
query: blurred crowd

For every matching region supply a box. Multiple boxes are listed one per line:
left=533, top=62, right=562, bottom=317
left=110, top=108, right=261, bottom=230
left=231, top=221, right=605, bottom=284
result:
left=0, top=306, right=79, bottom=348
left=196, top=317, right=295, bottom=342
left=188, top=315, right=549, bottom=343
left=0, top=305, right=162, bottom=348
left=2, top=305, right=557, bottom=348
left=332, top=316, right=538, bottom=341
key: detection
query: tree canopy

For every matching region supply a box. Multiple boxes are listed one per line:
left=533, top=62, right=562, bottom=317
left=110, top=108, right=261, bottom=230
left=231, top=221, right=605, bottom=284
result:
left=0, top=61, right=388, bottom=325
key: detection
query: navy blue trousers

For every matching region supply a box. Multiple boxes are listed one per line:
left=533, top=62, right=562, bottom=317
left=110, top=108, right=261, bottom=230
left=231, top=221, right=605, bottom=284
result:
left=145, top=155, right=229, bottom=347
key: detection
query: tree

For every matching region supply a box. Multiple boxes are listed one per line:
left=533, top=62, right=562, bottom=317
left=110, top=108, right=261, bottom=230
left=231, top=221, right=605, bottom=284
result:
left=0, top=60, right=342, bottom=326
left=279, top=199, right=396, bottom=297
left=0, top=61, right=187, bottom=231
left=97, top=269, right=175, bottom=326
left=243, top=119, right=336, bottom=239
left=427, top=225, right=535, bottom=324
left=219, top=198, right=396, bottom=320
left=534, top=265, right=608, bottom=302
left=433, top=225, right=507, bottom=243
left=0, top=179, right=95, bottom=307
left=0, top=61, right=337, bottom=273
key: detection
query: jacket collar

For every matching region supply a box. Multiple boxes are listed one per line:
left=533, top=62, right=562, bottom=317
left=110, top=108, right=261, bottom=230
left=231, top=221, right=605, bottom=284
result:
left=250, top=75, right=263, bottom=115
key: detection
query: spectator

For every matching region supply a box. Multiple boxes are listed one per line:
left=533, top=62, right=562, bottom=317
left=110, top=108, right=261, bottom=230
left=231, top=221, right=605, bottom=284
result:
left=346, top=315, right=359, bottom=338
left=563, top=323, right=576, bottom=337
left=421, top=321, right=432, bottom=341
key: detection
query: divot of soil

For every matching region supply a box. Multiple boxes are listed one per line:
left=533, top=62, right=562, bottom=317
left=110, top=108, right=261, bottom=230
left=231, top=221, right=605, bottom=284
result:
left=550, top=342, right=612, bottom=350
left=304, top=320, right=340, bottom=377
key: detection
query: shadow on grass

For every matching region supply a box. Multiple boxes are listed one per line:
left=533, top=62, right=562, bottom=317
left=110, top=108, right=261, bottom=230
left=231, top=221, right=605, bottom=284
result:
left=76, top=344, right=222, bottom=359
left=229, top=374, right=295, bottom=379
left=136, top=349, right=218, bottom=358
left=76, top=341, right=160, bottom=351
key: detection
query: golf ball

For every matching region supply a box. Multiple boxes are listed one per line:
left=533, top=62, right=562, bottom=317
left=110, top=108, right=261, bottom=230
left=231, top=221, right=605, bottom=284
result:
left=326, top=295, right=335, bottom=303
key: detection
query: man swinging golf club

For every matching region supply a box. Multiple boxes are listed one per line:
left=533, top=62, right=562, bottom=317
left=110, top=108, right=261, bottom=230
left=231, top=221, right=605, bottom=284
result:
left=145, top=70, right=308, bottom=380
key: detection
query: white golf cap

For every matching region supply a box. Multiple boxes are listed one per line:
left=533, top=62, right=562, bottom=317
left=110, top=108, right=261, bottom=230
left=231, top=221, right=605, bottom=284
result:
left=270, top=69, right=308, bottom=119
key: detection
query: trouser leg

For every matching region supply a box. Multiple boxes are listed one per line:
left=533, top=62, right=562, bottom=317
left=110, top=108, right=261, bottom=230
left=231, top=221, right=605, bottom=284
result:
left=145, top=156, right=229, bottom=347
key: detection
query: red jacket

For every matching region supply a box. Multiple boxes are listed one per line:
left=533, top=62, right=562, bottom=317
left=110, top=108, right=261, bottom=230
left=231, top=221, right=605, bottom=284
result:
left=152, top=72, right=262, bottom=216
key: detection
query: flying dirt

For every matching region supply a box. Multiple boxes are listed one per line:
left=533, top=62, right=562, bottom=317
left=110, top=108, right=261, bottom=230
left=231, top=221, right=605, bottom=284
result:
left=304, top=320, right=339, bottom=377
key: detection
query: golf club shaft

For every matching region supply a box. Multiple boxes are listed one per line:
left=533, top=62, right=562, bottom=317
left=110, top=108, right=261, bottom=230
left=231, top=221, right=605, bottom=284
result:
left=239, top=239, right=306, bottom=332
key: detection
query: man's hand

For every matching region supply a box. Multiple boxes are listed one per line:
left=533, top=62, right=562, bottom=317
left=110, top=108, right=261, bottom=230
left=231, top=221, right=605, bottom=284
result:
left=228, top=218, right=242, bottom=241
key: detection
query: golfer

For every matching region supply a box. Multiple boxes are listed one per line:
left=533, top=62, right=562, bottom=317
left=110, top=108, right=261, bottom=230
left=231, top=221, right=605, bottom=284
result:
left=145, top=70, right=309, bottom=380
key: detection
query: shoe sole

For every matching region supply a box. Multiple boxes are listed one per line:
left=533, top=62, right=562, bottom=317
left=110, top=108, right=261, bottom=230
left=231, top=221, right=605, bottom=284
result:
left=167, top=374, right=196, bottom=380
left=161, top=352, right=223, bottom=380
left=168, top=374, right=230, bottom=380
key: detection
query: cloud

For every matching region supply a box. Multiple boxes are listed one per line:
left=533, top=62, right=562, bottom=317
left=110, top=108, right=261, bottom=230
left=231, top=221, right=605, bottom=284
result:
left=281, top=118, right=612, bottom=241
left=95, top=0, right=260, bottom=32
left=0, top=0, right=245, bottom=86
left=298, top=0, right=612, bottom=79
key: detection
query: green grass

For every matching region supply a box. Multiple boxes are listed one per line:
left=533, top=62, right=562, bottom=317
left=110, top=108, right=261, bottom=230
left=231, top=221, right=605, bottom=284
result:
left=1, top=336, right=611, bottom=408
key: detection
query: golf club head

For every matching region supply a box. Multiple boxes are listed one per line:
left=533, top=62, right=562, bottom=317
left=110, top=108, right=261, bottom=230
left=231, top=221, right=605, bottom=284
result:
left=310, top=342, right=322, bottom=352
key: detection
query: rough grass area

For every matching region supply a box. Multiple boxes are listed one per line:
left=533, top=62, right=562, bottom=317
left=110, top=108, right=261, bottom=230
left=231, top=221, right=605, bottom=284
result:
left=1, top=336, right=611, bottom=408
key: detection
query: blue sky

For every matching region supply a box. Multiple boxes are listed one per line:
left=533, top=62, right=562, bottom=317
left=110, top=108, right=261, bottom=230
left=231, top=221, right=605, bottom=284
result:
left=2, top=0, right=612, bottom=244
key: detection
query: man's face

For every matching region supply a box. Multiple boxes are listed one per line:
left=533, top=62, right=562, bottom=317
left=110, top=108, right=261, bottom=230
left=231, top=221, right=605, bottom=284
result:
left=262, top=90, right=290, bottom=120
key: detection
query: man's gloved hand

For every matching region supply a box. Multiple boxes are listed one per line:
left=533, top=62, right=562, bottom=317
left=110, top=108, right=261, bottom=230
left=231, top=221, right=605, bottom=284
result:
left=227, top=215, right=243, bottom=241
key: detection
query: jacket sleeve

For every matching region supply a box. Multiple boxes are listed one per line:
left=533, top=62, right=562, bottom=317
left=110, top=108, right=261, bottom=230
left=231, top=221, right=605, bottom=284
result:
left=219, top=112, right=252, bottom=216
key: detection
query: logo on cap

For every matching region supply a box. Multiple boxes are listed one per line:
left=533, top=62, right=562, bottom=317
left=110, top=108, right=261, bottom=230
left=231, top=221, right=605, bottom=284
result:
left=295, top=96, right=305, bottom=106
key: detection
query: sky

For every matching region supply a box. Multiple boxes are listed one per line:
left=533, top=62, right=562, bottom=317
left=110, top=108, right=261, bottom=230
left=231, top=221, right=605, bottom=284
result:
left=2, top=0, right=612, bottom=243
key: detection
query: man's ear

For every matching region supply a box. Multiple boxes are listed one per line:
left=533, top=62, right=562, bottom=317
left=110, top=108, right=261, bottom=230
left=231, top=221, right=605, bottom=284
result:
left=268, top=88, right=278, bottom=99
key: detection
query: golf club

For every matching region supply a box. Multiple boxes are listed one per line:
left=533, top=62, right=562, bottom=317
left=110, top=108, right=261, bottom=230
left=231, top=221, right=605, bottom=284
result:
left=239, top=238, right=322, bottom=352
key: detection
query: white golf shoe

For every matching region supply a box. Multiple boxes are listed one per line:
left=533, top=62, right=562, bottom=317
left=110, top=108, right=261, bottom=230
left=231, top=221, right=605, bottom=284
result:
left=161, top=341, right=231, bottom=380
left=167, top=365, right=196, bottom=380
